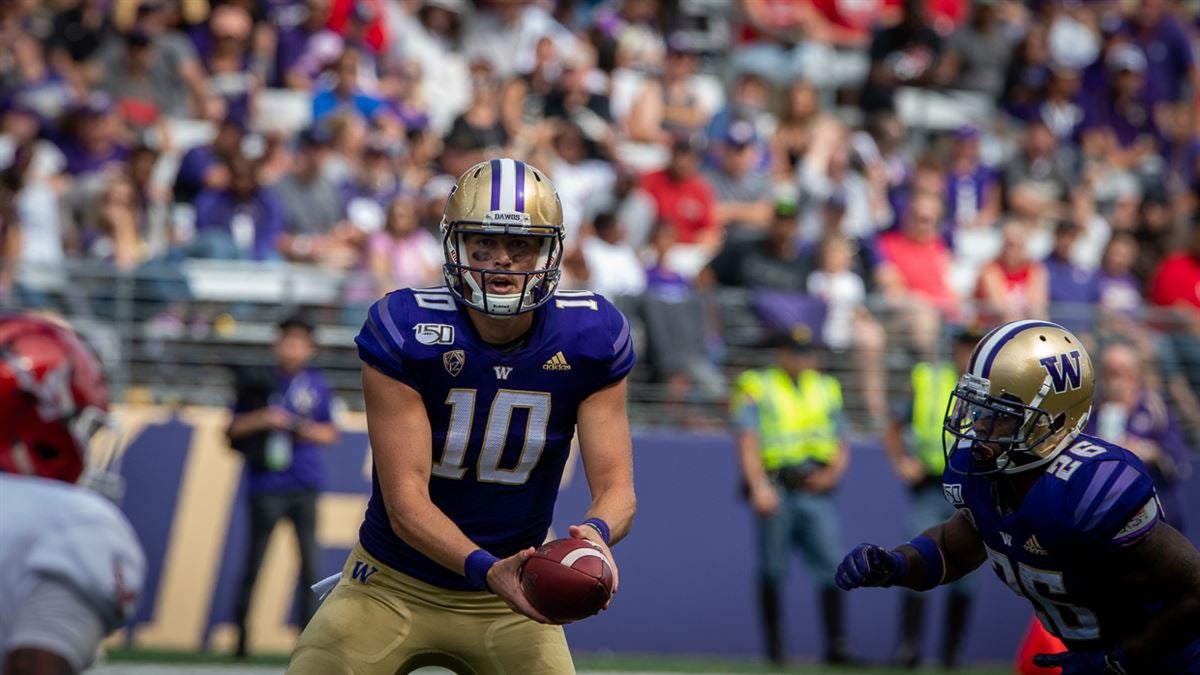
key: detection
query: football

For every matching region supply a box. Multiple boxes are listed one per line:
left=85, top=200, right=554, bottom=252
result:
left=521, top=538, right=614, bottom=622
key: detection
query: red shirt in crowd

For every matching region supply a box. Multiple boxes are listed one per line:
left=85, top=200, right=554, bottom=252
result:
left=1150, top=252, right=1200, bottom=309
left=876, top=229, right=957, bottom=312
left=639, top=169, right=718, bottom=245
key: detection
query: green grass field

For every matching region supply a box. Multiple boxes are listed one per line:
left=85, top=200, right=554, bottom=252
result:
left=95, top=649, right=1015, bottom=674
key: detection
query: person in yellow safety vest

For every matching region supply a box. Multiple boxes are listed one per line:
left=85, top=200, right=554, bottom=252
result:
left=882, top=325, right=983, bottom=669
left=731, top=328, right=854, bottom=667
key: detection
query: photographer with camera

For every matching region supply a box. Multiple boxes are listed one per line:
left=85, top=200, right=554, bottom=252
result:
left=731, top=327, right=854, bottom=667
left=227, top=314, right=339, bottom=658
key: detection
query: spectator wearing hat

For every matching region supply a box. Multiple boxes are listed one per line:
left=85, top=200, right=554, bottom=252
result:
left=227, top=313, right=339, bottom=658
left=704, top=119, right=775, bottom=237
left=191, top=154, right=285, bottom=261
left=1079, top=43, right=1158, bottom=171
left=731, top=327, right=855, bottom=666
left=95, top=1, right=209, bottom=119
left=52, top=94, right=129, bottom=178
left=274, top=126, right=348, bottom=263
left=705, top=72, right=773, bottom=169
left=705, top=200, right=806, bottom=292
left=882, top=325, right=982, bottom=668
left=639, top=135, right=720, bottom=274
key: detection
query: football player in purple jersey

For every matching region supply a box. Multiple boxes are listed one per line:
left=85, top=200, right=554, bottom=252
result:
left=836, top=320, right=1200, bottom=674
left=288, top=159, right=636, bottom=675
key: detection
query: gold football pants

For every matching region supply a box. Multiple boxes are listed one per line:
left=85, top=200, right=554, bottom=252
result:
left=287, top=543, right=575, bottom=675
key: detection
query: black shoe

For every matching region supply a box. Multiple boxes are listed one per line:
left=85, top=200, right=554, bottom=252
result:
left=824, top=647, right=862, bottom=667
left=892, top=640, right=920, bottom=669
left=234, top=629, right=248, bottom=660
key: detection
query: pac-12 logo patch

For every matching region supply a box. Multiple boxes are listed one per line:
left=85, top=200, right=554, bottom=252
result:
left=414, top=323, right=455, bottom=345
left=943, top=483, right=964, bottom=505
left=443, top=349, right=466, bottom=377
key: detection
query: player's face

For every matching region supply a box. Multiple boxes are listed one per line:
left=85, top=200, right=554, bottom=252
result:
left=462, top=233, right=541, bottom=296
left=275, top=329, right=316, bottom=372
left=970, top=411, right=1023, bottom=465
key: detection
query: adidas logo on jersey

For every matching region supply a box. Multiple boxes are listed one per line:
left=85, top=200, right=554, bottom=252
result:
left=1024, top=535, right=1048, bottom=556
left=543, top=351, right=571, bottom=371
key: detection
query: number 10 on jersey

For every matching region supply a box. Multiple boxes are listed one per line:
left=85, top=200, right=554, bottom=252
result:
left=431, top=388, right=551, bottom=486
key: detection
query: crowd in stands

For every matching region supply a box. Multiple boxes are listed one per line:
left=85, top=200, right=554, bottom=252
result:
left=0, top=0, right=1197, bottom=439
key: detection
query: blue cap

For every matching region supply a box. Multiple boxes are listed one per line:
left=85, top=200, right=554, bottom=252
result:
left=724, top=119, right=757, bottom=147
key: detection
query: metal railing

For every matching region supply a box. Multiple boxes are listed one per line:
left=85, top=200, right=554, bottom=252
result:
left=4, top=260, right=1197, bottom=436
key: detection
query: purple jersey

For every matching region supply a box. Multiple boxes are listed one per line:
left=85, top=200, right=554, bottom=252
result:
left=354, top=286, right=635, bottom=589
left=944, top=434, right=1200, bottom=670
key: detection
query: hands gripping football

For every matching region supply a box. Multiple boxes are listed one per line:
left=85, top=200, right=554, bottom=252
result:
left=834, top=543, right=907, bottom=590
left=487, top=525, right=617, bottom=624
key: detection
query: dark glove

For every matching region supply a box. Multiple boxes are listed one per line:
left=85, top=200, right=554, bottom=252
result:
left=1033, top=647, right=1129, bottom=675
left=834, top=543, right=906, bottom=590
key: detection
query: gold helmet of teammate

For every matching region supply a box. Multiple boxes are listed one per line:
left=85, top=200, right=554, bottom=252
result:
left=439, top=158, right=564, bottom=316
left=943, top=320, right=1095, bottom=476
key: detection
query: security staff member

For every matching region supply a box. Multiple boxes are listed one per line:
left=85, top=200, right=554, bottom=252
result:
left=732, top=328, right=853, bottom=666
left=882, top=325, right=982, bottom=668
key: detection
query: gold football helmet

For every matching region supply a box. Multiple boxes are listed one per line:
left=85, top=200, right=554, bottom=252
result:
left=440, top=158, right=565, bottom=316
left=943, top=320, right=1095, bottom=475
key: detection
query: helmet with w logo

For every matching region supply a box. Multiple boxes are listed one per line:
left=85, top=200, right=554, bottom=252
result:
left=944, top=320, right=1095, bottom=476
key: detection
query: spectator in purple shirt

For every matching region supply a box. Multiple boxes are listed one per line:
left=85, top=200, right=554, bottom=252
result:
left=1043, top=220, right=1101, bottom=333
left=53, top=94, right=129, bottom=178
left=227, top=313, right=339, bottom=658
left=1121, top=0, right=1199, bottom=109
left=1090, top=342, right=1192, bottom=533
left=944, top=126, right=1000, bottom=237
left=1097, top=231, right=1144, bottom=318
left=173, top=116, right=246, bottom=204
left=192, top=154, right=286, bottom=261
left=1080, top=44, right=1159, bottom=171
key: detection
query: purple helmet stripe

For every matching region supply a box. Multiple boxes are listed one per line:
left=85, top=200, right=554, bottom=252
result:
left=489, top=158, right=502, bottom=210
left=1073, top=460, right=1118, bottom=525
left=980, top=321, right=1061, bottom=377
left=514, top=160, right=526, bottom=211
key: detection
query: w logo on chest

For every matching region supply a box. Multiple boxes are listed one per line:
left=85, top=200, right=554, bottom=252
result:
left=1039, top=351, right=1084, bottom=393
left=351, top=560, right=379, bottom=583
